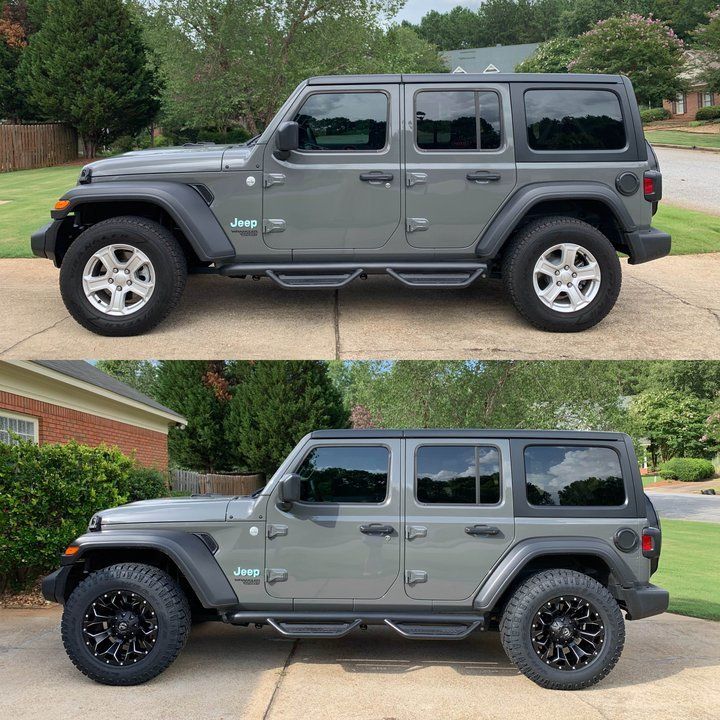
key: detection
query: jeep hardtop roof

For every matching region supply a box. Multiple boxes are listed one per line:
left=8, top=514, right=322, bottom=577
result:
left=310, top=429, right=629, bottom=441
left=307, top=73, right=625, bottom=86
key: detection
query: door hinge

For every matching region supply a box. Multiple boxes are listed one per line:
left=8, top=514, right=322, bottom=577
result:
left=406, top=217, right=429, bottom=233
left=263, top=173, right=286, bottom=188
left=406, top=570, right=428, bottom=585
left=406, top=525, right=427, bottom=540
left=263, top=219, right=286, bottom=234
left=267, top=524, right=288, bottom=540
left=406, top=172, right=428, bottom=187
left=266, top=568, right=288, bottom=583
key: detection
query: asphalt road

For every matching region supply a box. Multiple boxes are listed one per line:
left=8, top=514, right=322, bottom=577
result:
left=2, top=254, right=720, bottom=360
left=646, top=492, right=720, bottom=523
left=654, top=146, right=720, bottom=216
left=1, top=607, right=718, bottom=720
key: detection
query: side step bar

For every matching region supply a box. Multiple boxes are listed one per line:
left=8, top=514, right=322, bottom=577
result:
left=218, top=262, right=488, bottom=290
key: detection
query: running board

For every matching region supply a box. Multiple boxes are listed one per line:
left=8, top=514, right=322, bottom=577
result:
left=384, top=619, right=482, bottom=640
left=219, top=262, right=487, bottom=289
left=266, top=618, right=362, bottom=638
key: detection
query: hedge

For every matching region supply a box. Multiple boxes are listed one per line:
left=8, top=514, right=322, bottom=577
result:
left=640, top=107, right=671, bottom=124
left=658, top=457, right=715, bottom=482
left=0, top=441, right=168, bottom=590
left=696, top=105, right=720, bottom=121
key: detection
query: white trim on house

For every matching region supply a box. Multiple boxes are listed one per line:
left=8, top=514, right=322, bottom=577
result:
left=0, top=410, right=39, bottom=444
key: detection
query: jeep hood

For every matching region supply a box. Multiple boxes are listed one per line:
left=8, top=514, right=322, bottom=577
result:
left=82, top=145, right=253, bottom=178
left=99, top=496, right=237, bottom=525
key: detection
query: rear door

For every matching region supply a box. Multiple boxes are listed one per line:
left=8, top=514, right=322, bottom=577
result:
left=403, top=438, right=515, bottom=601
left=404, top=82, right=516, bottom=249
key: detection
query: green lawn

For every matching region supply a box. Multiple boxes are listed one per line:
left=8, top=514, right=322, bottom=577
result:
left=653, top=519, right=720, bottom=621
left=642, top=474, right=661, bottom=486
left=652, top=204, right=720, bottom=255
left=645, top=129, right=720, bottom=149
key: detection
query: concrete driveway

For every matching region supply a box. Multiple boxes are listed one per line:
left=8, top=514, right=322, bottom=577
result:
left=2, top=254, right=719, bottom=360
left=654, top=146, right=720, bottom=216
left=647, top=492, right=720, bottom=523
left=1, top=607, right=718, bottom=720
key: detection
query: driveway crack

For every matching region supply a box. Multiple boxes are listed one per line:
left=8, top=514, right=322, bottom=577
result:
left=0, top=315, right=71, bottom=356
left=262, top=639, right=299, bottom=720
left=333, top=290, right=341, bottom=360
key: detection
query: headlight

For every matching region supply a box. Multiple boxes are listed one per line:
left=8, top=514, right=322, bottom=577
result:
left=88, top=514, right=102, bottom=532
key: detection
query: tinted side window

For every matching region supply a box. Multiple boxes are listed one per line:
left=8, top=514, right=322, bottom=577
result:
left=293, top=92, right=387, bottom=151
left=525, top=90, right=626, bottom=151
left=297, top=446, right=389, bottom=503
left=524, top=445, right=625, bottom=507
left=416, top=446, right=500, bottom=504
left=416, top=91, right=501, bottom=150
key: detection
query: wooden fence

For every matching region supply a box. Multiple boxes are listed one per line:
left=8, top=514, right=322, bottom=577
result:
left=170, top=469, right=265, bottom=496
left=0, top=122, right=78, bottom=172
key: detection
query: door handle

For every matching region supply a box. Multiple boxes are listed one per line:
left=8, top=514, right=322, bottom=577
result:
left=466, top=172, right=501, bottom=184
left=359, top=523, right=395, bottom=536
left=464, top=524, right=500, bottom=537
left=360, top=172, right=394, bottom=183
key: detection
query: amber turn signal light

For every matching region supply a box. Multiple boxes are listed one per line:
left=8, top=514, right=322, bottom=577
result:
left=54, top=200, right=70, bottom=211
left=63, top=545, right=80, bottom=556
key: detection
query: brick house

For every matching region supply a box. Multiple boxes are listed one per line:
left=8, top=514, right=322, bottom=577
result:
left=663, top=50, right=719, bottom=119
left=0, top=361, right=186, bottom=469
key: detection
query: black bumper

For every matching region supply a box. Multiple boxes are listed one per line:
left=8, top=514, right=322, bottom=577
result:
left=625, top=226, right=671, bottom=265
left=31, top=219, right=63, bottom=266
left=617, top=583, right=669, bottom=620
left=41, top=565, right=74, bottom=605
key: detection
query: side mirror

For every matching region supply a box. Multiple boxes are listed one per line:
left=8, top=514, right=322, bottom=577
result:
left=275, top=121, right=299, bottom=158
left=277, top=473, right=301, bottom=510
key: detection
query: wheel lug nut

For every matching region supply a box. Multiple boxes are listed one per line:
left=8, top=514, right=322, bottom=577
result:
left=108, top=278, right=113, bottom=284
left=127, top=280, right=132, bottom=286
left=572, top=272, right=577, bottom=278
left=113, top=268, right=118, bottom=273
left=116, top=285, right=122, bottom=291
left=554, top=270, right=560, bottom=276
left=556, top=281, right=561, bottom=286
left=567, top=283, right=572, bottom=287
left=124, top=269, right=130, bottom=274
left=564, top=265, right=569, bottom=270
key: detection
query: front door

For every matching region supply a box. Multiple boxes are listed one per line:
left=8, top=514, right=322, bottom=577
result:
left=265, top=440, right=402, bottom=599
left=404, top=438, right=515, bottom=601
left=262, top=84, right=401, bottom=251
left=404, top=83, right=517, bottom=249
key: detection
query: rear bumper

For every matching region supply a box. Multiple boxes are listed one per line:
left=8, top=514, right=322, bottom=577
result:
left=616, top=583, right=669, bottom=620
left=625, top=226, right=671, bottom=265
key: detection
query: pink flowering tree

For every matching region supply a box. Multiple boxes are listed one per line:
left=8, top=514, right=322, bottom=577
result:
left=695, top=6, right=720, bottom=93
left=570, top=14, right=686, bottom=106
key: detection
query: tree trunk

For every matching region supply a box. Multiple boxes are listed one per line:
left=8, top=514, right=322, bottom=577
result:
left=82, top=136, right=97, bottom=159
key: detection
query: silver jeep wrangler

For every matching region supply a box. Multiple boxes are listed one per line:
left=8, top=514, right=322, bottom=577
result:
left=31, top=73, right=669, bottom=335
left=43, top=429, right=668, bottom=689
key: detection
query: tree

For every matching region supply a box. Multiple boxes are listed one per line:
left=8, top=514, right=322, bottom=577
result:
left=366, top=24, right=445, bottom=73
left=410, top=6, right=484, bottom=50
left=153, top=361, right=231, bottom=473
left=570, top=14, right=685, bottom=106
left=95, top=361, right=158, bottom=398
left=515, top=37, right=582, bottom=72
left=695, top=6, right=720, bottom=92
left=225, top=361, right=349, bottom=479
left=477, top=0, right=568, bottom=46
left=19, top=0, right=161, bottom=156
left=645, top=0, right=720, bottom=40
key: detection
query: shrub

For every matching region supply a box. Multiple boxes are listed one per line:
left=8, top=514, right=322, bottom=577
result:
left=696, top=105, right=720, bottom=121
left=120, top=467, right=169, bottom=503
left=640, top=107, right=671, bottom=124
left=658, top=457, right=715, bottom=482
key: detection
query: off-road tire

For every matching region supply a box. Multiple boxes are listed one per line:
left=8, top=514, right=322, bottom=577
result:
left=501, top=216, right=622, bottom=332
left=61, top=563, right=191, bottom=685
left=59, top=216, right=187, bottom=336
left=500, top=569, right=625, bottom=690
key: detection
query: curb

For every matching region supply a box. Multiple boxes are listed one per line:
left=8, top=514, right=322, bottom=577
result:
left=650, top=142, right=720, bottom=153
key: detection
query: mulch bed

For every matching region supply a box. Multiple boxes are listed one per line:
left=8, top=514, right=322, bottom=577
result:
left=0, top=579, right=53, bottom=609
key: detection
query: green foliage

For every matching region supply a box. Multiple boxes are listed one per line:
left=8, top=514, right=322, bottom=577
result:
left=0, top=441, right=149, bottom=589
left=571, top=14, right=686, bottom=106
left=367, top=24, right=446, bottom=73
left=19, top=0, right=161, bottom=156
left=696, top=105, right=720, bottom=120
left=645, top=0, right=720, bottom=40
left=225, top=361, right=349, bottom=479
left=658, top=457, right=716, bottom=481
left=515, top=37, right=582, bottom=73
left=640, top=107, right=672, bottom=123
left=410, top=6, right=485, bottom=50
left=558, top=0, right=632, bottom=37
left=95, top=360, right=158, bottom=397
left=695, top=7, right=720, bottom=91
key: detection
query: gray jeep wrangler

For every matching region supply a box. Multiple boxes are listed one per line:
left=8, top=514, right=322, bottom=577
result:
left=31, top=73, right=670, bottom=335
left=43, top=429, right=668, bottom=690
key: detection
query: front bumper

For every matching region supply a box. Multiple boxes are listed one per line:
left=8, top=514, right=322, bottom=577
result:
left=31, top=219, right=64, bottom=266
left=616, top=583, right=669, bottom=620
left=41, top=566, right=73, bottom=604
left=625, top=226, right=671, bottom=265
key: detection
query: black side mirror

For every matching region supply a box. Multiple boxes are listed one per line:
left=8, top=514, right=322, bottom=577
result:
left=275, top=121, right=299, bottom=158
left=277, top=473, right=301, bottom=510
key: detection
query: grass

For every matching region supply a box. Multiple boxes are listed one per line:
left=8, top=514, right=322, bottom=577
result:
left=0, top=164, right=719, bottom=258
left=642, top=474, right=661, bottom=486
left=653, top=519, right=720, bottom=621
left=645, top=129, right=720, bottom=149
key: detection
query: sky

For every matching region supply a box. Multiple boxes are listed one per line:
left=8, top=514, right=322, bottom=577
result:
left=396, top=0, right=484, bottom=24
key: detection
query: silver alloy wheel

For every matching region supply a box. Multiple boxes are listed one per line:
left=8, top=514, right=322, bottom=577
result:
left=82, top=244, right=155, bottom=316
left=532, top=243, right=602, bottom=314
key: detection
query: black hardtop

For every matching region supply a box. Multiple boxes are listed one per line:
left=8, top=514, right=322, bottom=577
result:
left=310, top=428, right=629, bottom=442
left=307, top=73, right=624, bottom=86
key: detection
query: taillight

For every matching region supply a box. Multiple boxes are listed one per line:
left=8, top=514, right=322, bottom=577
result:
left=642, top=532, right=654, bottom=553
left=642, top=527, right=661, bottom=558
left=643, top=171, right=662, bottom=203
left=643, top=177, right=655, bottom=196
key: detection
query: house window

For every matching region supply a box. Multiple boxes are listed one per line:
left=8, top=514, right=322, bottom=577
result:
left=0, top=412, right=38, bottom=445
left=702, top=91, right=714, bottom=108
left=674, top=93, right=686, bottom=114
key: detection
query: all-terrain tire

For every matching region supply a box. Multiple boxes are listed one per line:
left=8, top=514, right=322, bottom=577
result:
left=59, top=216, right=187, bottom=336
left=501, top=216, right=622, bottom=332
left=500, top=569, right=625, bottom=690
left=61, top=563, right=191, bottom=685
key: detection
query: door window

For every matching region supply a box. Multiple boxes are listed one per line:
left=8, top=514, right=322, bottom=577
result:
left=293, top=92, right=388, bottom=151
left=415, top=91, right=501, bottom=150
left=296, top=445, right=389, bottom=503
left=524, top=445, right=625, bottom=506
left=416, top=445, right=501, bottom=504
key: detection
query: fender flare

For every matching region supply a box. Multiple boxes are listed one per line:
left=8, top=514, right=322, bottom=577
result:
left=473, top=536, right=636, bottom=612
left=475, top=182, right=637, bottom=260
left=51, top=181, right=236, bottom=262
left=66, top=530, right=238, bottom=609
